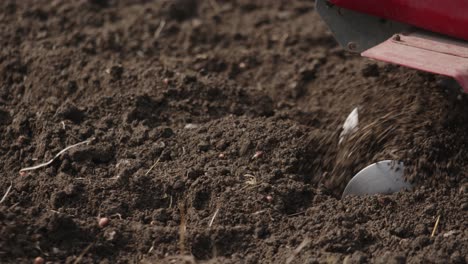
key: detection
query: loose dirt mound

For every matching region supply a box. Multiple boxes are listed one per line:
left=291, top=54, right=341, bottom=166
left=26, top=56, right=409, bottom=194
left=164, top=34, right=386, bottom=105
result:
left=0, top=0, right=466, bottom=263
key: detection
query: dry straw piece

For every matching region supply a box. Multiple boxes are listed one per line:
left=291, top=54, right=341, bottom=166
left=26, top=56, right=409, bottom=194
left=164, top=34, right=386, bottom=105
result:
left=19, top=138, right=94, bottom=173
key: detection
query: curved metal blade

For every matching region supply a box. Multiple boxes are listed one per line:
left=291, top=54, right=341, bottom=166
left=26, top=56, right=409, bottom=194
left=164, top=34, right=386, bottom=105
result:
left=342, top=160, right=412, bottom=198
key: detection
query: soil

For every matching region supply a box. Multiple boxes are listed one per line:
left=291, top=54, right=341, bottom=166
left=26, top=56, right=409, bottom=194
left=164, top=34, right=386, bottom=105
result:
left=0, top=0, right=467, bottom=263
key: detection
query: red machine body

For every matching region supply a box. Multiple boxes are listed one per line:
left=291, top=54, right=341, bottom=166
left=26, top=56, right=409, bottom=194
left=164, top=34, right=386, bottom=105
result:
left=330, top=0, right=468, bottom=41
left=320, top=0, right=468, bottom=91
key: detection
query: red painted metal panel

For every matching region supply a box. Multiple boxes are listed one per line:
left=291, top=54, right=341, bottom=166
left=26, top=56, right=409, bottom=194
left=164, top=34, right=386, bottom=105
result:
left=362, top=33, right=468, bottom=92
left=330, top=0, right=468, bottom=41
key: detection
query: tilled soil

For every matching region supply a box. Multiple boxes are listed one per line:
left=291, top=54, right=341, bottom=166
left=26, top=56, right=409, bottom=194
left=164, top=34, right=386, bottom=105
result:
left=0, top=0, right=467, bottom=263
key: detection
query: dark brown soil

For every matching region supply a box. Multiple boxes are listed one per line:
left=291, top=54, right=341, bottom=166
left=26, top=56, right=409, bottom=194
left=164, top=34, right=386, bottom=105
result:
left=0, top=0, right=467, bottom=263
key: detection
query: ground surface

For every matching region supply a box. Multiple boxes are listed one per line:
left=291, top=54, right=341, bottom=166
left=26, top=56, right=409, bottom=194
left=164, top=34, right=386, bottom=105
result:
left=0, top=0, right=467, bottom=263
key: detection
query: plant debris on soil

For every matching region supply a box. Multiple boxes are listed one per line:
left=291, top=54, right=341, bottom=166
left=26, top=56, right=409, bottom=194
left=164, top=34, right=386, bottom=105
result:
left=0, top=0, right=467, bottom=263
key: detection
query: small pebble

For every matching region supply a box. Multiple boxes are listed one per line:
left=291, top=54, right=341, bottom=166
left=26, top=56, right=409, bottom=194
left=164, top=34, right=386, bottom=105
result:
left=98, top=217, right=110, bottom=228
left=34, top=257, right=45, bottom=264
left=252, top=151, right=264, bottom=159
left=184, top=123, right=199, bottom=129
left=104, top=230, right=117, bottom=241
